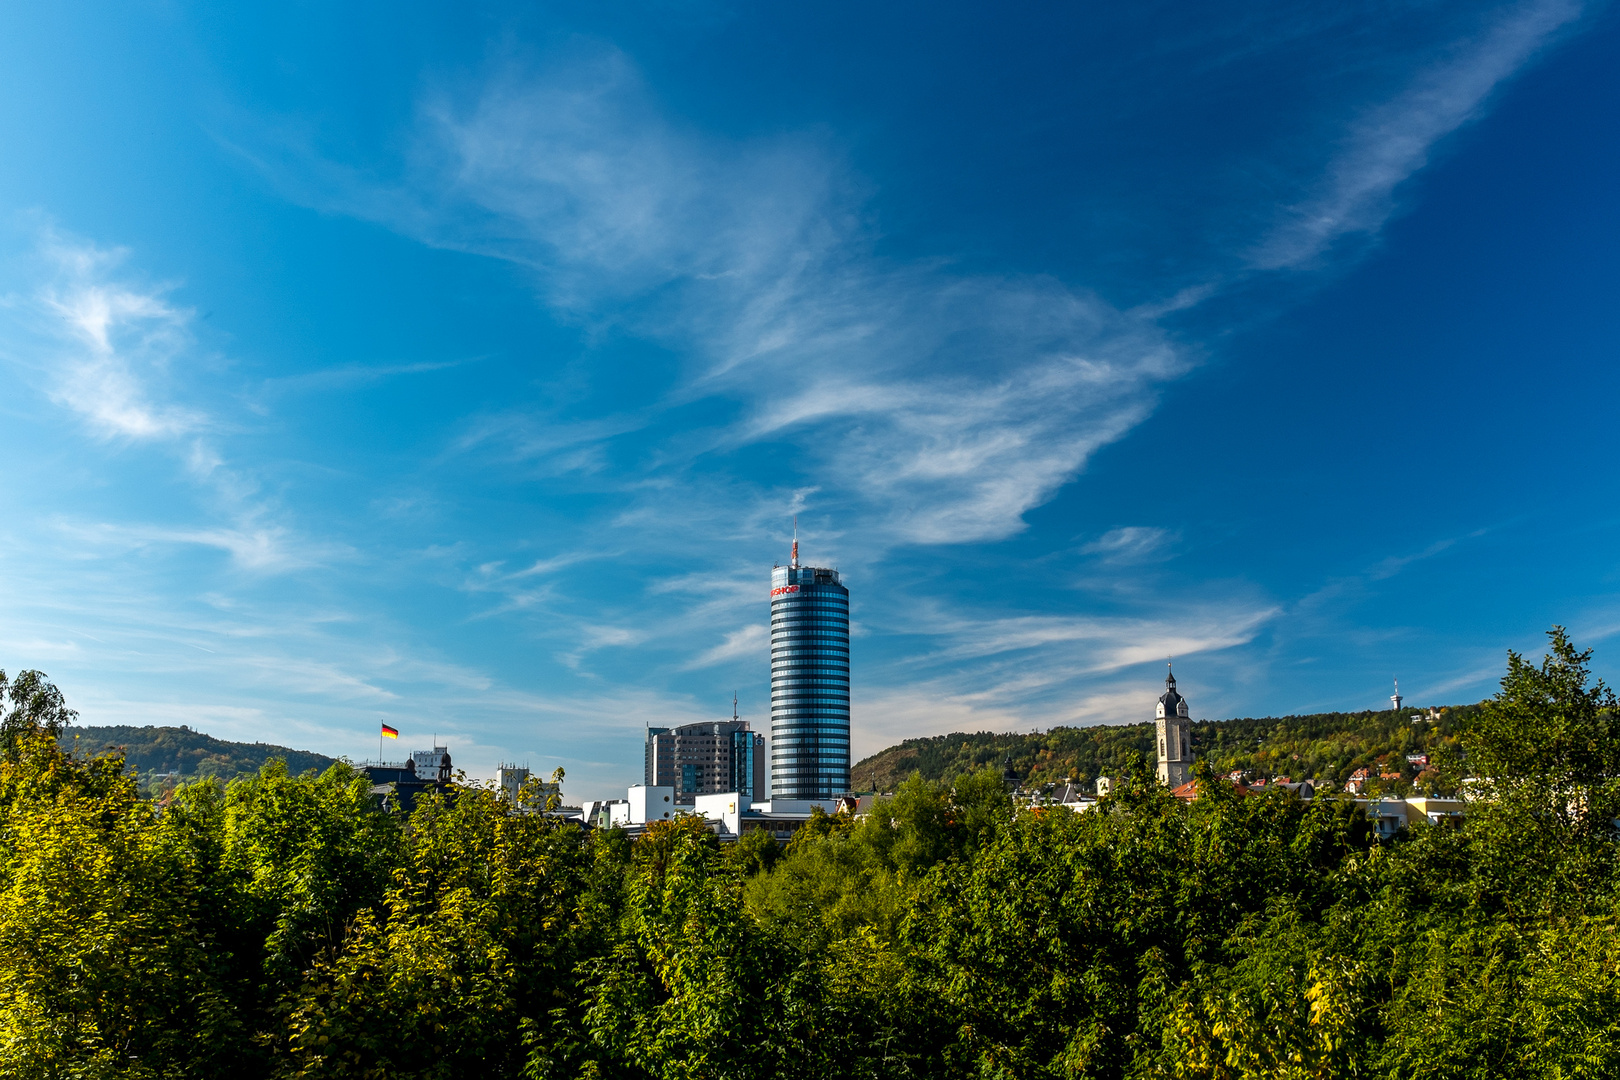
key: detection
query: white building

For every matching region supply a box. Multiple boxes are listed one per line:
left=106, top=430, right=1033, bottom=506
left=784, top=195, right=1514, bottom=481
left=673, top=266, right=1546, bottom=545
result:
left=628, top=785, right=675, bottom=825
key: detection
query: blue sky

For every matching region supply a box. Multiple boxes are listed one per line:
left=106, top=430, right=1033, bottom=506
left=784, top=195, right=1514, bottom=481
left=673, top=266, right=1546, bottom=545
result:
left=0, top=1, right=1616, bottom=799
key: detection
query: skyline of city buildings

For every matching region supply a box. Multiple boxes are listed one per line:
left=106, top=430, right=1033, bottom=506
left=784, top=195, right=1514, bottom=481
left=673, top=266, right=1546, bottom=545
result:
left=770, top=536, right=851, bottom=800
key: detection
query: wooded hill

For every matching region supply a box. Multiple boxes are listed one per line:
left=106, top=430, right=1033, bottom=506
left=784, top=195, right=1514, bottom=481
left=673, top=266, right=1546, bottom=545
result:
left=852, top=702, right=1485, bottom=795
left=59, top=725, right=335, bottom=793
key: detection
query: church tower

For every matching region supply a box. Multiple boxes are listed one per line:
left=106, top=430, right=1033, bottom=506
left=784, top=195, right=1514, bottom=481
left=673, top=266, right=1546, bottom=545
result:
left=1156, top=665, right=1193, bottom=787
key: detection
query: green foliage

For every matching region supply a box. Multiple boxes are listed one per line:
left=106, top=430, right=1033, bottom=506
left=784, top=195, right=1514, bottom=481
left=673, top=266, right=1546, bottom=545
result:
left=4, top=631, right=1620, bottom=1079
left=59, top=725, right=336, bottom=795
left=854, top=705, right=1477, bottom=796
left=274, top=783, right=598, bottom=1078
left=854, top=726, right=1155, bottom=792
left=1457, top=627, right=1620, bottom=822
left=721, top=826, right=781, bottom=877
left=1, top=669, right=78, bottom=762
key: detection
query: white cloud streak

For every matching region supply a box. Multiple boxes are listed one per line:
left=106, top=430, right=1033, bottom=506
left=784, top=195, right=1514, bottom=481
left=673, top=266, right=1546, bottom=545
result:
left=688, top=623, right=767, bottom=669
left=0, top=227, right=342, bottom=576
left=53, top=518, right=346, bottom=574
left=1080, top=526, right=1176, bottom=564
left=249, top=49, right=1185, bottom=549
left=30, top=232, right=203, bottom=438
left=911, top=606, right=1279, bottom=672
left=238, top=9, right=1583, bottom=560
left=840, top=596, right=1280, bottom=757
left=1253, top=0, right=1584, bottom=269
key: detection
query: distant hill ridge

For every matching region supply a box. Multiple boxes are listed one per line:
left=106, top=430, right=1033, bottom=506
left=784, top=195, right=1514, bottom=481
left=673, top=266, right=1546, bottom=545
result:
left=60, top=725, right=336, bottom=788
left=851, top=703, right=1482, bottom=794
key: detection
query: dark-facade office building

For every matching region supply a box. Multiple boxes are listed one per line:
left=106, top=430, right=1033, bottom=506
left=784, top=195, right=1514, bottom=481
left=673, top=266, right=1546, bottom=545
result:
left=644, top=720, right=766, bottom=806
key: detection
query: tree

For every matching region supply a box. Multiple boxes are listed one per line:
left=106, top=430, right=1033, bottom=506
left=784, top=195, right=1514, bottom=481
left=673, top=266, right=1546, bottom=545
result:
left=0, top=728, right=248, bottom=1077
left=272, top=781, right=596, bottom=1079
left=0, top=670, right=77, bottom=762
left=1455, top=627, right=1620, bottom=904
left=583, top=817, right=803, bottom=1080
left=1460, top=627, right=1620, bottom=820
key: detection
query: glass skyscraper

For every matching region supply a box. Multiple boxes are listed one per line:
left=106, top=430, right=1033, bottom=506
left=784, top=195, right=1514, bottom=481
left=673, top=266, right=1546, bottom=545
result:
left=770, top=540, right=850, bottom=799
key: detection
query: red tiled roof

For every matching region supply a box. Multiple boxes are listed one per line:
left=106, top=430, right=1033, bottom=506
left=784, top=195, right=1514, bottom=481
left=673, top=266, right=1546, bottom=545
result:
left=1171, top=779, right=1251, bottom=802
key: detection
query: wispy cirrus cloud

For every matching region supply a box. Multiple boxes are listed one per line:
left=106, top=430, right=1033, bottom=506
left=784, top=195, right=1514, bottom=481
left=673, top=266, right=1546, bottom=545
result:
left=0, top=226, right=344, bottom=576
left=901, top=602, right=1279, bottom=673
left=1253, top=0, right=1585, bottom=269
left=53, top=518, right=347, bottom=574
left=1080, top=526, right=1177, bottom=565
left=238, top=48, right=1186, bottom=549
left=688, top=623, right=767, bottom=669
left=234, top=0, right=1585, bottom=563
left=831, top=595, right=1280, bottom=755
left=0, top=535, right=719, bottom=797
left=27, top=231, right=204, bottom=439
left=852, top=683, right=1159, bottom=761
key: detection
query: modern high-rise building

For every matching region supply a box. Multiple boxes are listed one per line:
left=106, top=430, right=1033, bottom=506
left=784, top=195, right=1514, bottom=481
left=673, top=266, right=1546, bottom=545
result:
left=770, top=536, right=850, bottom=799
left=644, top=714, right=766, bottom=806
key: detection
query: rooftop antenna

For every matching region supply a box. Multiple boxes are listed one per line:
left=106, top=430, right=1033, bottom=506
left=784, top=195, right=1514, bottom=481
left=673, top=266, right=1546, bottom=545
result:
left=791, top=515, right=799, bottom=568
left=733, top=693, right=739, bottom=722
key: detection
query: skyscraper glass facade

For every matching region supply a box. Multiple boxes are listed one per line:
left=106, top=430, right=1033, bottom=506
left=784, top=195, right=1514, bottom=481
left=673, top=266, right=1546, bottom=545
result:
left=770, top=562, right=850, bottom=799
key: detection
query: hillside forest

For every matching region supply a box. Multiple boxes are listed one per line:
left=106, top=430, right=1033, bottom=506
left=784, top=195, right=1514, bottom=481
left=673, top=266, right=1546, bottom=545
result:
left=854, top=704, right=1481, bottom=797
left=1, top=628, right=1618, bottom=1079
left=59, top=725, right=336, bottom=796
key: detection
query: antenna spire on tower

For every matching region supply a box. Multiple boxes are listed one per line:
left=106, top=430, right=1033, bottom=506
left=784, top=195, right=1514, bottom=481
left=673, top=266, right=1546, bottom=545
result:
left=791, top=515, right=799, bottom=567
left=733, top=692, right=739, bottom=722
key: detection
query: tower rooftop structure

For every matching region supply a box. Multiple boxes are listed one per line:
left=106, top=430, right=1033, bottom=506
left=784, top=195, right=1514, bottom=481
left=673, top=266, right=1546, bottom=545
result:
left=1157, top=667, right=1187, bottom=719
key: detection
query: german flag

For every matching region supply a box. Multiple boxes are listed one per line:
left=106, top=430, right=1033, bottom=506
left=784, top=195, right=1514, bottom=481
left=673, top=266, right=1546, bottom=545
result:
left=381, top=723, right=399, bottom=739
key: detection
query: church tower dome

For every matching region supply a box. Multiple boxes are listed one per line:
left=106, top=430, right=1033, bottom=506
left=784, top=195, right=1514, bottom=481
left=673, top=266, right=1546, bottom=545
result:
left=1156, top=670, right=1190, bottom=719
